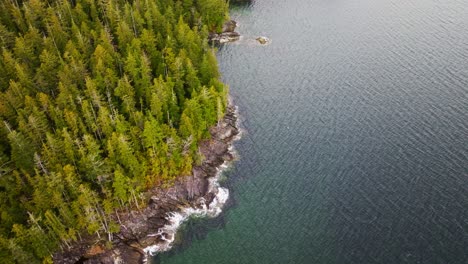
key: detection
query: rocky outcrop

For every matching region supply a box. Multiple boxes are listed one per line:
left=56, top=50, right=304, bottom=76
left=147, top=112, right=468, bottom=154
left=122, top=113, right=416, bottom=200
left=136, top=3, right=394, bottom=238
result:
left=210, top=31, right=241, bottom=43
left=222, top=20, right=237, bottom=33
left=209, top=20, right=241, bottom=44
left=53, top=105, right=240, bottom=264
left=256, top=36, right=270, bottom=44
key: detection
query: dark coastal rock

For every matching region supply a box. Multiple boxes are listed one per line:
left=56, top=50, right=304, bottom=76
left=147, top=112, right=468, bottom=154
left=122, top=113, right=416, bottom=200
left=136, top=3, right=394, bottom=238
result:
left=222, top=20, right=237, bottom=33
left=209, top=20, right=241, bottom=44
left=256, top=36, right=269, bottom=44
left=209, top=31, right=240, bottom=44
left=223, top=152, right=234, bottom=161
left=166, top=182, right=189, bottom=200
left=204, top=192, right=216, bottom=207
left=121, top=248, right=145, bottom=264
left=202, top=166, right=218, bottom=178
left=185, top=174, right=209, bottom=198
left=79, top=244, right=145, bottom=264
left=148, top=216, right=167, bottom=227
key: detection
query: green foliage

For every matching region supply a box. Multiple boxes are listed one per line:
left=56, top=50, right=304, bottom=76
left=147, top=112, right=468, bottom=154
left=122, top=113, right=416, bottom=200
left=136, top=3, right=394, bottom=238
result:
left=0, top=0, right=229, bottom=262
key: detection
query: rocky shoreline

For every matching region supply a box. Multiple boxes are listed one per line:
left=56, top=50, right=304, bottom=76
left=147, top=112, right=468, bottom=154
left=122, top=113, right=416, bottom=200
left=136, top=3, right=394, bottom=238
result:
left=209, top=20, right=270, bottom=45
left=209, top=20, right=241, bottom=44
left=53, top=105, right=240, bottom=264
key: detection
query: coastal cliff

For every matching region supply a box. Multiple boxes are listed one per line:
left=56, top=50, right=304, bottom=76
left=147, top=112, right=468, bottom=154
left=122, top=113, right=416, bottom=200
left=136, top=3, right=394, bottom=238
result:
left=53, top=105, right=240, bottom=263
left=0, top=0, right=240, bottom=262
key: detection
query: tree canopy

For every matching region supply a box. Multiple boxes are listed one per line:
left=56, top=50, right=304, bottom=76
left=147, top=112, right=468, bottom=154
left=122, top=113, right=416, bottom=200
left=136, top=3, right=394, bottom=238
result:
left=0, top=0, right=229, bottom=262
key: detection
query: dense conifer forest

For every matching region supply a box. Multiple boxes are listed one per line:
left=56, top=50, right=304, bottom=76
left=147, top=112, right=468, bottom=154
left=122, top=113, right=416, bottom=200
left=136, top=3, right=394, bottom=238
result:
left=0, top=0, right=229, bottom=262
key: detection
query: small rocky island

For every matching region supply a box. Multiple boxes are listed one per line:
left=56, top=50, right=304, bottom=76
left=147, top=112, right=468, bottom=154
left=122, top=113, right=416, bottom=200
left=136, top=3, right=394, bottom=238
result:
left=256, top=36, right=270, bottom=44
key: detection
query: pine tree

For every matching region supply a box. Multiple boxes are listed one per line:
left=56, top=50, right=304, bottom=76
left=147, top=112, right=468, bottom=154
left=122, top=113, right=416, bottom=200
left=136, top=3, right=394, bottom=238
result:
left=7, top=131, right=35, bottom=173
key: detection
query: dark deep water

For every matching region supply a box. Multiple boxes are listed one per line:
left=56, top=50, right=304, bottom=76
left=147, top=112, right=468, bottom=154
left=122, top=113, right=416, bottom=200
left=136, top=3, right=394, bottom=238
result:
left=156, top=0, right=468, bottom=263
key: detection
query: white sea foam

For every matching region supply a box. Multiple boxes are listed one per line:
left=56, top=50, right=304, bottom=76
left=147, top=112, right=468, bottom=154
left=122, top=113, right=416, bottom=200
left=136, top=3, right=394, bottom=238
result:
left=143, top=161, right=231, bottom=258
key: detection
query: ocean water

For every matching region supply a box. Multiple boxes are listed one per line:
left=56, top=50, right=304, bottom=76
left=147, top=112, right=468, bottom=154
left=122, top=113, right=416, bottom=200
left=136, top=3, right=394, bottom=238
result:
left=155, top=0, right=468, bottom=263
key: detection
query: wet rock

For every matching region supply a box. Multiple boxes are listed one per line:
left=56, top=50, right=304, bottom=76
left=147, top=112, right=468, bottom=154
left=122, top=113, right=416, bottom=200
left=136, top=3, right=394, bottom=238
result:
left=163, top=233, right=173, bottom=241
left=148, top=216, right=167, bottom=227
left=222, top=20, right=237, bottom=33
left=210, top=31, right=240, bottom=44
left=223, top=152, right=234, bottom=161
left=209, top=20, right=241, bottom=44
left=119, top=247, right=145, bottom=264
left=205, top=192, right=216, bottom=207
left=219, top=127, right=234, bottom=140
left=202, top=165, right=218, bottom=178
left=187, top=176, right=208, bottom=197
left=256, top=36, right=269, bottom=44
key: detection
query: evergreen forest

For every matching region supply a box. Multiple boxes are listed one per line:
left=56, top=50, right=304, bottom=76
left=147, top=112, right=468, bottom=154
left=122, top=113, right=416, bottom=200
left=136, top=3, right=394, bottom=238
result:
left=0, top=0, right=229, bottom=262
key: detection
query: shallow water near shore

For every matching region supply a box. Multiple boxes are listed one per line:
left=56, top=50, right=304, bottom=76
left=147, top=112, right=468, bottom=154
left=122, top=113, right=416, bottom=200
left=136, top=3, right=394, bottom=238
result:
left=155, top=0, right=468, bottom=263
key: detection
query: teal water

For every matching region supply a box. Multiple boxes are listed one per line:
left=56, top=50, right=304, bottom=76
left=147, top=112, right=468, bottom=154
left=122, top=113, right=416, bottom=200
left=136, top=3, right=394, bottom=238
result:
left=155, top=0, right=468, bottom=263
